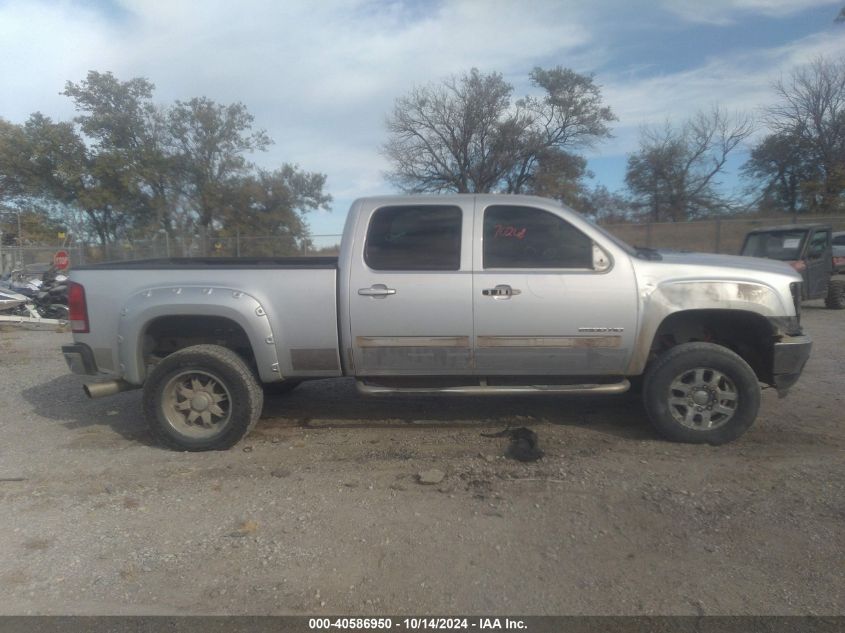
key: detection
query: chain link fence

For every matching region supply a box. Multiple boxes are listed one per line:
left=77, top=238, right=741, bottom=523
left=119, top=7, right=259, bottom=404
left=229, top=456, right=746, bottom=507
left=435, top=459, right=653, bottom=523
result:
left=4, top=215, right=844, bottom=276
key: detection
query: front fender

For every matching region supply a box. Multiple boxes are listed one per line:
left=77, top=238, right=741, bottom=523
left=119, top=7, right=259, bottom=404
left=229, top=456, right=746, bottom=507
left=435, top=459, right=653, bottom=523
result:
left=627, top=280, right=789, bottom=375
left=118, top=285, right=279, bottom=384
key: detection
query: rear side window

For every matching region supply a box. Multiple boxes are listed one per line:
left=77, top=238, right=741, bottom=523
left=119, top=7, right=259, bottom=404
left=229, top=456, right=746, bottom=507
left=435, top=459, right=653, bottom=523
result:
left=483, top=205, right=592, bottom=269
left=365, top=205, right=462, bottom=271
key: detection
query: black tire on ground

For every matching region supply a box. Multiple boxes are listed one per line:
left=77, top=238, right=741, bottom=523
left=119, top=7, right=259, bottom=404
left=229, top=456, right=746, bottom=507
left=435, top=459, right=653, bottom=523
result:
left=263, top=380, right=301, bottom=396
left=642, top=342, right=761, bottom=445
left=143, top=344, right=263, bottom=451
left=825, top=279, right=845, bottom=309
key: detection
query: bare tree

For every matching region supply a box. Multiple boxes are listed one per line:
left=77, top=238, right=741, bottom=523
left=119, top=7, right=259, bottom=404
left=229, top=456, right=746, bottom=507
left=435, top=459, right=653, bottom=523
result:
left=383, top=69, right=514, bottom=193
left=764, top=56, right=845, bottom=213
left=625, top=107, right=754, bottom=221
left=383, top=67, right=615, bottom=194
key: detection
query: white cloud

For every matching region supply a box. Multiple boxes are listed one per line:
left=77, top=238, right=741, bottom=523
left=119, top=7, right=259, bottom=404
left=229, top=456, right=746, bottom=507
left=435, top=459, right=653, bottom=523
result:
left=661, top=0, right=841, bottom=25
left=596, top=30, right=845, bottom=157
left=0, top=1, right=115, bottom=121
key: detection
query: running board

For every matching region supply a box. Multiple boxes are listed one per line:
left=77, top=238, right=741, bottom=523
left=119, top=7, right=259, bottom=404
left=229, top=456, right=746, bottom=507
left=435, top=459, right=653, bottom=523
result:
left=356, top=379, right=630, bottom=396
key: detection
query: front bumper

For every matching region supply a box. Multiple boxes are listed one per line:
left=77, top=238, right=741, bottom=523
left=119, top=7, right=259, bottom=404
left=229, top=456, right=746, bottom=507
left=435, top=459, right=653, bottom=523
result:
left=62, top=344, right=98, bottom=375
left=772, top=334, right=812, bottom=396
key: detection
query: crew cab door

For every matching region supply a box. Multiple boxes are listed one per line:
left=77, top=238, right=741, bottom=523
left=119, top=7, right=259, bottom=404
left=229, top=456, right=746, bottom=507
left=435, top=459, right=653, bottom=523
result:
left=804, top=228, right=832, bottom=299
left=348, top=202, right=474, bottom=375
left=472, top=202, right=638, bottom=375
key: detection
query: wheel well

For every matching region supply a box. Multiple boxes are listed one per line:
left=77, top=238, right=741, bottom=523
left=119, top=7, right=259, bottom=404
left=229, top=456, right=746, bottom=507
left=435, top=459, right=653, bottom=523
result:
left=142, top=315, right=256, bottom=370
left=649, top=310, right=775, bottom=383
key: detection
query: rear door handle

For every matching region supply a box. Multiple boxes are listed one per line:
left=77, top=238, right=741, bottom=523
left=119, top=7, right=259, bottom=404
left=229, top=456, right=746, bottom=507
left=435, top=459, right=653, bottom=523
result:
left=358, top=284, right=396, bottom=298
left=482, top=284, right=521, bottom=299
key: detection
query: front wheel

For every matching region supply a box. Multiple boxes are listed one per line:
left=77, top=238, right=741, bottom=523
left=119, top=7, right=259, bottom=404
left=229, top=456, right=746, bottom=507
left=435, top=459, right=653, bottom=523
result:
left=643, top=342, right=761, bottom=445
left=143, top=344, right=263, bottom=451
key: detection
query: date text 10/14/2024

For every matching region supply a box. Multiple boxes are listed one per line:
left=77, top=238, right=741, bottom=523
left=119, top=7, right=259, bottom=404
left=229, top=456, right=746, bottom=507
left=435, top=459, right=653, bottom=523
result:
left=308, top=618, right=527, bottom=630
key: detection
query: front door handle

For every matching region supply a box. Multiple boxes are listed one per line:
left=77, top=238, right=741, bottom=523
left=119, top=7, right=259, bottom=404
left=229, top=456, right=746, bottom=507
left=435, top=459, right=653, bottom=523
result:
left=482, top=284, right=521, bottom=299
left=358, top=284, right=396, bottom=298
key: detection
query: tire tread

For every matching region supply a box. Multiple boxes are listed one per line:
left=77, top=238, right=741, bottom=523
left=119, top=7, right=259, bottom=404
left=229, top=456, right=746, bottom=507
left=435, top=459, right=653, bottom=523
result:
left=143, top=344, right=263, bottom=451
left=642, top=342, right=761, bottom=445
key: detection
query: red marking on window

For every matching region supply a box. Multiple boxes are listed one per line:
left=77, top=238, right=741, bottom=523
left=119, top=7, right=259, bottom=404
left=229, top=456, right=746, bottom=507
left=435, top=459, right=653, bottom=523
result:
left=494, top=225, right=527, bottom=239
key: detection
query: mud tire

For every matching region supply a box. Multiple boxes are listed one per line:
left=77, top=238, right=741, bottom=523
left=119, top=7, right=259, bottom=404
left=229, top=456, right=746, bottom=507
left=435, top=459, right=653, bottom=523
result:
left=143, top=344, right=263, bottom=451
left=643, top=342, right=760, bottom=445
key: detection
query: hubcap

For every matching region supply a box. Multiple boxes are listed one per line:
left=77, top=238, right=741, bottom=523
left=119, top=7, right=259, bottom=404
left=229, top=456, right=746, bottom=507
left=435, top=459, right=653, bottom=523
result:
left=161, top=370, right=231, bottom=439
left=668, top=367, right=738, bottom=430
left=692, top=390, right=710, bottom=405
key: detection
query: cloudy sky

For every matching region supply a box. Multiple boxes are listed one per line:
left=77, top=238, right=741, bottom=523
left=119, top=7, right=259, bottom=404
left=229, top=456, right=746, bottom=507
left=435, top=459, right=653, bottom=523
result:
left=1, top=0, right=844, bottom=239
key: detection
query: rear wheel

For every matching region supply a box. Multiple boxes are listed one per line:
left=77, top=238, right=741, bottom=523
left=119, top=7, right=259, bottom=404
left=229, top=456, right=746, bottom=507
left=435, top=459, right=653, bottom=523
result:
left=643, top=342, right=760, bottom=445
left=143, top=344, right=263, bottom=451
left=825, top=279, right=845, bottom=309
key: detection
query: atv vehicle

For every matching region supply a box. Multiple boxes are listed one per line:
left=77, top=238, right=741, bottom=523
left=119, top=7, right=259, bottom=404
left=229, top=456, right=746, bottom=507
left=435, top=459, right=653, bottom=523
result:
left=740, top=224, right=845, bottom=309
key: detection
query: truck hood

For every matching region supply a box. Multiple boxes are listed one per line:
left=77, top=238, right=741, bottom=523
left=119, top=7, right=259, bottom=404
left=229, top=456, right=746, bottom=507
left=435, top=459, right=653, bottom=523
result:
left=657, top=252, right=800, bottom=278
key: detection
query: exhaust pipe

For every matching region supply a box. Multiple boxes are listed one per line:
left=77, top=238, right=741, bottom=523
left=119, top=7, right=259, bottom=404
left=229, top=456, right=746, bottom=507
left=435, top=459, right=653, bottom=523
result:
left=83, top=380, right=138, bottom=399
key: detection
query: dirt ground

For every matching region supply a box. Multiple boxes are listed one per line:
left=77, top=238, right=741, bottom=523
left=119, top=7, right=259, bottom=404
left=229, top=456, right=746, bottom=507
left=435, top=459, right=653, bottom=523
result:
left=0, top=303, right=842, bottom=616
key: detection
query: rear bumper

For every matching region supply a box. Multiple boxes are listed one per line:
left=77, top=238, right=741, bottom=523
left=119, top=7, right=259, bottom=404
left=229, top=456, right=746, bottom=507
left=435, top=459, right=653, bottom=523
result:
left=772, top=334, right=812, bottom=396
left=62, top=344, right=98, bottom=375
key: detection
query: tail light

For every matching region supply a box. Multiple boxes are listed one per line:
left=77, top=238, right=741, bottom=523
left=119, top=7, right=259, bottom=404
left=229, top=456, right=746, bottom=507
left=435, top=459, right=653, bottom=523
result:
left=68, top=281, right=89, bottom=333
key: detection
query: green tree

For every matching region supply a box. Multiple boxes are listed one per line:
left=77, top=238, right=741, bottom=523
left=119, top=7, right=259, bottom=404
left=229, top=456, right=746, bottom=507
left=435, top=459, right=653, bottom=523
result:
left=63, top=71, right=177, bottom=237
left=0, top=71, right=331, bottom=255
left=0, top=118, right=31, bottom=203
left=168, top=97, right=271, bottom=248
left=218, top=166, right=331, bottom=256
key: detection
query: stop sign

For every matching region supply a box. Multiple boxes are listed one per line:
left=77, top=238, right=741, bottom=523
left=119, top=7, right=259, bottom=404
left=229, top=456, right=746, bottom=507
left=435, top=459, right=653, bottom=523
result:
left=53, top=250, right=70, bottom=270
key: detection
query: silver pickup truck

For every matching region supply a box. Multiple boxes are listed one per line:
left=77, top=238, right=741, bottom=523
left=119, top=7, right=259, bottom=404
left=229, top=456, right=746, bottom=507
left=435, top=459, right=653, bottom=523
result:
left=63, top=194, right=812, bottom=450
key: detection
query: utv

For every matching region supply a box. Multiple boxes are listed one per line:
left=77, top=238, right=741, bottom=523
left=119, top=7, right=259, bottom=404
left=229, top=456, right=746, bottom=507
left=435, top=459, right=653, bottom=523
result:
left=740, top=224, right=845, bottom=310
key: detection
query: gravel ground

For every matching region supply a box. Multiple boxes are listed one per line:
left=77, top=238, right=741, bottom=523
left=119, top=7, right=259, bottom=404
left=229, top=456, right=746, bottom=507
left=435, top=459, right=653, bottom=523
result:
left=0, top=303, right=843, bottom=615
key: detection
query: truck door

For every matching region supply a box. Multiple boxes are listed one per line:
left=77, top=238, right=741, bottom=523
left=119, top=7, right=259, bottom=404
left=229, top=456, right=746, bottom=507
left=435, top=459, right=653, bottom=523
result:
left=348, top=202, right=474, bottom=375
left=804, top=229, right=832, bottom=299
left=472, top=203, right=638, bottom=375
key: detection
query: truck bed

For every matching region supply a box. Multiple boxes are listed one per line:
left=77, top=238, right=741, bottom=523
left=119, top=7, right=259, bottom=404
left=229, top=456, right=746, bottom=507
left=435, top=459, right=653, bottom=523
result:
left=71, top=262, right=342, bottom=382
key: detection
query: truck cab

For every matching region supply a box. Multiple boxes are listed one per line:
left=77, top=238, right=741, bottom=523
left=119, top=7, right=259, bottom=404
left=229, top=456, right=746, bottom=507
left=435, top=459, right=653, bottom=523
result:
left=339, top=196, right=638, bottom=378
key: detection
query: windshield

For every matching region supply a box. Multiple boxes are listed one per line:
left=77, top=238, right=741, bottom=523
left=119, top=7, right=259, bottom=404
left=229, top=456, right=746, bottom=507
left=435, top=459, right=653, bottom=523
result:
left=741, top=230, right=806, bottom=261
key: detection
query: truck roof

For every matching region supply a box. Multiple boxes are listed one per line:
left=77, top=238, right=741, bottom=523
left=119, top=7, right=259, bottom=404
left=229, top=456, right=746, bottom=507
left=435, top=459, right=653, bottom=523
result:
left=351, top=193, right=565, bottom=208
